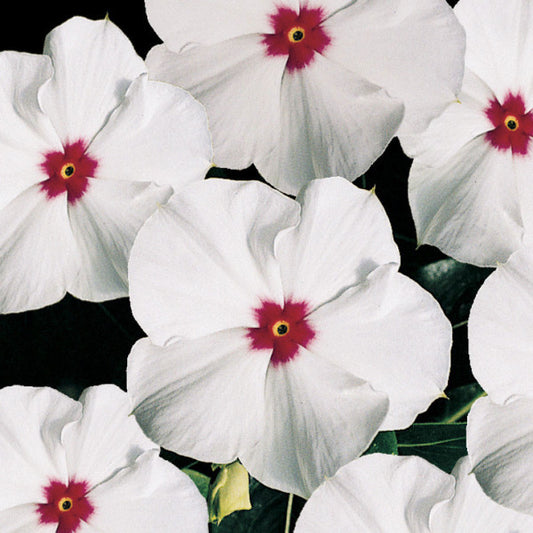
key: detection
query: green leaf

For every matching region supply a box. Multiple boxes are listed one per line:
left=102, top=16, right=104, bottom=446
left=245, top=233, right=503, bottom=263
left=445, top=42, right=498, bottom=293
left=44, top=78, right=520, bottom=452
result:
left=438, top=383, right=486, bottom=423
left=210, top=477, right=290, bottom=533
left=182, top=468, right=210, bottom=499
left=396, top=422, right=466, bottom=473
left=363, top=431, right=398, bottom=456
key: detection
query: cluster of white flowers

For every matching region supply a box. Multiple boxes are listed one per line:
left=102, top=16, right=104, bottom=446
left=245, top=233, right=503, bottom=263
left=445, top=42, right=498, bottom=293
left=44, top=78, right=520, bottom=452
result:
left=0, top=0, right=532, bottom=531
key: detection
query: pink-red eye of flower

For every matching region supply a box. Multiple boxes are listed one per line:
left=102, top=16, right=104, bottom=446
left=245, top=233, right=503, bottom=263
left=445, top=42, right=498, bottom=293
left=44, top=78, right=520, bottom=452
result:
left=484, top=92, right=533, bottom=155
left=262, top=6, right=331, bottom=72
left=37, top=479, right=94, bottom=533
left=247, top=300, right=315, bottom=366
left=40, top=140, right=98, bottom=203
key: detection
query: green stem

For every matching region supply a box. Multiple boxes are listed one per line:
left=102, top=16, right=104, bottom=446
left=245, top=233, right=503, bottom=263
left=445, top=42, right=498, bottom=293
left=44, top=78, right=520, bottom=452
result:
left=284, top=494, right=294, bottom=533
left=441, top=391, right=487, bottom=423
left=452, top=320, right=468, bottom=330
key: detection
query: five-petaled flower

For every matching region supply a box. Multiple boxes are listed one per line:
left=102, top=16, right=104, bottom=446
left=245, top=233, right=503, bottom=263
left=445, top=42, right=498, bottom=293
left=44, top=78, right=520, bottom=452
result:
left=408, top=0, right=533, bottom=267
left=0, top=16, right=212, bottom=313
left=127, top=177, right=451, bottom=498
left=144, top=0, right=465, bottom=194
left=0, top=385, right=208, bottom=532
left=293, top=454, right=533, bottom=532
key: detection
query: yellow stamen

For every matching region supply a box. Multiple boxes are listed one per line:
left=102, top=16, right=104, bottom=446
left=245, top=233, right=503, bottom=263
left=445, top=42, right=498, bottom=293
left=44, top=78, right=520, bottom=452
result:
left=58, top=497, right=73, bottom=512
left=504, top=115, right=519, bottom=131
left=288, top=26, right=305, bottom=43
left=272, top=320, right=290, bottom=337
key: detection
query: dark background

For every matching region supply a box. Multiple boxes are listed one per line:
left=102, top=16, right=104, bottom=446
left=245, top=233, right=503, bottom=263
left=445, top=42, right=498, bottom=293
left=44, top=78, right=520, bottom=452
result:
left=0, top=0, right=481, bottom=411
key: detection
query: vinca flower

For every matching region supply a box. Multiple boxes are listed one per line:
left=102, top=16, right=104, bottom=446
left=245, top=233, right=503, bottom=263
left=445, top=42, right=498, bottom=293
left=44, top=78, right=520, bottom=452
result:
left=293, top=454, right=533, bottom=532
left=127, top=177, right=451, bottom=498
left=0, top=385, right=208, bottom=532
left=0, top=16, right=212, bottom=313
left=408, top=0, right=533, bottom=266
left=144, top=0, right=465, bottom=194
left=467, top=243, right=533, bottom=515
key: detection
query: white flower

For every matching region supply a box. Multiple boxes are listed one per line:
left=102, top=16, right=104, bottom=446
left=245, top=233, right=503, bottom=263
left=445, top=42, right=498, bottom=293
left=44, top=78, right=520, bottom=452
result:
left=0, top=16, right=212, bottom=313
left=408, top=0, right=533, bottom=266
left=467, top=242, right=533, bottom=515
left=293, top=453, right=533, bottom=532
left=144, top=0, right=464, bottom=195
left=0, top=384, right=208, bottom=533
left=127, top=177, right=451, bottom=498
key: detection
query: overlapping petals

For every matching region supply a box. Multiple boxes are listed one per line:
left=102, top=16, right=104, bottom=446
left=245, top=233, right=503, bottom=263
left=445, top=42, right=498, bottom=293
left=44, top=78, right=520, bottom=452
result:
left=145, top=0, right=464, bottom=194
left=294, top=454, right=533, bottom=532
left=0, top=16, right=212, bottom=313
left=408, top=0, right=533, bottom=266
left=128, top=177, right=451, bottom=497
left=0, top=385, right=208, bottom=532
left=467, top=243, right=533, bottom=515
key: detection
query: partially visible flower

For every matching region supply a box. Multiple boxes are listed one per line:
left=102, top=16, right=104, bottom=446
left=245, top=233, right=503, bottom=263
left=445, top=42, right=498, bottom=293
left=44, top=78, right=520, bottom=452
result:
left=0, top=385, right=208, bottom=532
left=294, top=454, right=533, bottom=532
left=0, top=16, right=212, bottom=313
left=127, top=177, right=451, bottom=498
left=408, top=0, right=533, bottom=266
left=467, top=242, right=533, bottom=515
left=144, top=0, right=464, bottom=194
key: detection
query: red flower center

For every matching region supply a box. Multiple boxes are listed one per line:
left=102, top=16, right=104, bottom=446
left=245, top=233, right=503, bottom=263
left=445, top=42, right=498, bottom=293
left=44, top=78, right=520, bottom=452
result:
left=247, top=300, right=315, bottom=366
left=262, top=6, right=331, bottom=72
left=484, top=92, right=533, bottom=155
left=37, top=479, right=94, bottom=533
left=40, top=140, right=98, bottom=203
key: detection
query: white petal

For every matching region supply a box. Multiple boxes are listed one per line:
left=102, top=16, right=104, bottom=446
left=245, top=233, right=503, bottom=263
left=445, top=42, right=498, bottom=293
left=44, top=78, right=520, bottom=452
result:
left=455, top=0, right=533, bottom=102
left=61, top=385, right=157, bottom=490
left=258, top=55, right=403, bottom=195
left=128, top=332, right=270, bottom=464
left=430, top=456, right=533, bottom=532
left=469, top=244, right=533, bottom=402
left=408, top=137, right=523, bottom=267
left=0, top=185, right=78, bottom=313
left=88, top=450, right=208, bottom=533
left=467, top=396, right=533, bottom=515
left=146, top=39, right=286, bottom=171
left=276, top=178, right=399, bottom=309
left=0, top=505, right=55, bottom=533
left=40, top=17, right=145, bottom=143
left=89, top=74, right=212, bottom=187
left=66, top=177, right=172, bottom=302
left=129, top=179, right=297, bottom=345
left=324, top=0, right=465, bottom=147
left=145, top=0, right=294, bottom=49
left=240, top=349, right=389, bottom=498
left=294, top=454, right=454, bottom=533
left=0, top=51, right=61, bottom=212
left=309, top=264, right=451, bottom=430
left=0, top=387, right=80, bottom=509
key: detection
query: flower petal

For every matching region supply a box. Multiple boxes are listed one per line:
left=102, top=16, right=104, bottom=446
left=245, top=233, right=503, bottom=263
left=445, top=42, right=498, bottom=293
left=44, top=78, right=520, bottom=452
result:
left=145, top=0, right=291, bottom=48
left=469, top=244, right=533, bottom=403
left=88, top=450, right=208, bottom=533
left=408, top=136, right=522, bottom=267
left=0, top=387, right=80, bottom=509
left=467, top=396, right=533, bottom=516
left=0, top=185, right=78, bottom=313
left=0, top=51, right=61, bottom=211
left=324, top=0, right=465, bottom=149
left=294, top=454, right=454, bottom=532
left=89, top=74, right=212, bottom=187
left=240, top=348, right=389, bottom=498
left=276, top=178, right=399, bottom=309
left=455, top=0, right=533, bottom=103
left=128, top=332, right=270, bottom=464
left=146, top=39, right=286, bottom=171
left=129, top=179, right=297, bottom=345
left=258, top=54, right=403, bottom=194
left=0, top=505, right=55, bottom=533
left=61, top=385, right=157, bottom=490
left=430, top=456, right=533, bottom=531
left=66, top=177, right=172, bottom=302
left=40, top=17, right=145, bottom=143
left=309, top=263, right=451, bottom=430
